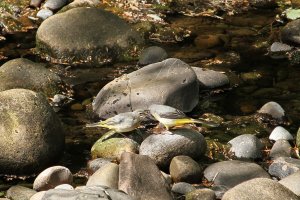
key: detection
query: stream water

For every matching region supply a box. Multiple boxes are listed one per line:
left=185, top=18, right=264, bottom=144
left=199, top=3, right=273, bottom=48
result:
left=1, top=7, right=300, bottom=195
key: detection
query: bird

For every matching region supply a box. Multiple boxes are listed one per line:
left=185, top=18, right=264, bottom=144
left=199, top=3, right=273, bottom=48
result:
left=148, top=104, right=218, bottom=130
left=86, top=109, right=146, bottom=139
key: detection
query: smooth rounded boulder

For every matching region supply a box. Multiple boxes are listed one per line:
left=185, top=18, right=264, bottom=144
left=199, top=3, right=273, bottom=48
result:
left=93, top=58, right=199, bottom=118
left=0, top=89, right=65, bottom=174
left=36, top=7, right=143, bottom=66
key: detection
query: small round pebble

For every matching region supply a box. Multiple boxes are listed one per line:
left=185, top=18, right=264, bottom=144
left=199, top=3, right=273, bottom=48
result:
left=269, top=126, right=293, bottom=141
left=171, top=182, right=196, bottom=195
left=36, top=9, right=53, bottom=20
left=185, top=188, right=216, bottom=200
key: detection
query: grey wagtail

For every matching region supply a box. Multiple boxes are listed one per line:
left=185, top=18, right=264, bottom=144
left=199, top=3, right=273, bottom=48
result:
left=149, top=104, right=218, bottom=130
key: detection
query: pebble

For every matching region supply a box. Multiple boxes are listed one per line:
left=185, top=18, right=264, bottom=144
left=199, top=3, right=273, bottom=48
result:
left=169, top=155, right=202, bottom=183
left=269, top=139, right=292, bottom=158
left=44, top=0, right=68, bottom=10
left=257, top=101, right=285, bottom=119
left=6, top=185, right=37, bottom=200
left=54, top=184, right=74, bottom=190
left=33, top=166, right=73, bottom=191
left=268, top=157, right=300, bottom=179
left=138, top=46, right=168, bottom=66
left=269, top=126, right=294, bottom=141
left=279, top=171, right=300, bottom=196
left=87, top=158, right=113, bottom=173
left=185, top=188, right=216, bottom=200
left=228, top=134, right=263, bottom=159
left=36, top=9, right=53, bottom=20
left=29, top=191, right=46, bottom=200
left=171, top=182, right=196, bottom=195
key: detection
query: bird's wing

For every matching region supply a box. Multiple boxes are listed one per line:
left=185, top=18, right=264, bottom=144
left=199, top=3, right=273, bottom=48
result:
left=158, top=109, right=187, bottom=119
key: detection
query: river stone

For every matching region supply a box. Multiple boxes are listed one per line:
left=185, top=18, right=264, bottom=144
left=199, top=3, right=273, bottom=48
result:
left=257, top=101, right=285, bottom=119
left=222, top=178, right=299, bottom=200
left=228, top=134, right=263, bottom=159
left=36, top=9, right=53, bottom=20
left=138, top=46, right=168, bottom=65
left=279, top=171, right=300, bottom=196
left=268, top=157, right=300, bottom=179
left=269, top=139, right=292, bottom=158
left=185, top=188, right=216, bottom=200
left=171, top=182, right=196, bottom=195
left=281, top=19, right=300, bottom=46
left=87, top=158, right=113, bottom=173
left=92, top=58, right=199, bottom=118
left=269, top=126, right=293, bottom=141
left=86, top=163, right=119, bottom=188
left=36, top=7, right=143, bottom=66
left=139, top=128, right=206, bottom=169
left=192, top=67, right=229, bottom=89
left=33, top=166, right=73, bottom=191
left=54, top=184, right=74, bottom=190
left=119, top=152, right=173, bottom=200
left=30, top=191, right=46, bottom=200
left=203, top=160, right=270, bottom=188
left=30, top=0, right=44, bottom=7
left=211, top=185, right=229, bottom=199
left=6, top=185, right=37, bottom=200
left=44, top=0, right=68, bottom=10
left=0, top=58, right=61, bottom=97
left=91, top=138, right=139, bottom=161
left=169, top=155, right=202, bottom=183
left=0, top=89, right=64, bottom=174
left=269, top=42, right=293, bottom=59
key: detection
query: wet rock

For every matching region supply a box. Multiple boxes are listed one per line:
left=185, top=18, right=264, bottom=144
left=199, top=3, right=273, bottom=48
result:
left=171, top=182, right=196, bottom=195
left=54, top=184, right=74, bottom=190
left=279, top=171, right=300, bottom=196
left=30, top=0, right=44, bottom=7
left=0, top=89, right=65, bottom=174
left=269, top=126, right=293, bottom=141
left=192, top=67, right=229, bottom=89
left=211, top=185, right=229, bottom=199
left=139, top=128, right=206, bottom=168
left=257, top=101, right=285, bottom=119
left=169, top=155, right=202, bottom=183
left=36, top=7, right=143, bottom=66
left=269, top=42, right=293, bottom=59
left=222, top=178, right=299, bottom=200
left=91, top=138, right=139, bottom=161
left=87, top=158, right=113, bottom=173
left=203, top=160, right=270, bottom=188
left=185, top=188, right=216, bottom=200
left=228, top=134, right=263, bottom=159
left=6, top=185, right=37, bottom=200
left=281, top=19, right=300, bottom=46
left=119, top=152, right=173, bottom=200
left=86, top=163, right=119, bottom=188
left=30, top=191, right=46, bottom=200
left=138, top=46, right=168, bottom=66
left=44, top=0, right=68, bottom=10
left=33, top=166, right=73, bottom=191
left=268, top=157, right=300, bottom=179
left=0, top=58, right=62, bottom=97
left=93, top=58, right=199, bottom=118
left=36, top=9, right=53, bottom=20
left=269, top=139, right=292, bottom=158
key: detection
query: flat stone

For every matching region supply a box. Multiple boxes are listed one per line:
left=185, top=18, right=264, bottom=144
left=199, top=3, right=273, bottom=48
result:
left=171, top=182, right=196, bottom=195
left=269, top=126, right=294, bottom=141
left=119, top=152, right=173, bottom=200
left=258, top=101, right=285, bottom=119
left=93, top=58, right=199, bottom=118
left=268, top=157, right=300, bottom=179
left=228, top=134, right=263, bottom=159
left=139, top=128, right=206, bottom=169
left=279, top=171, right=300, bottom=196
left=222, top=178, right=299, bottom=200
left=203, top=160, right=270, bottom=188
left=185, top=188, right=216, bottom=200
left=138, top=46, right=168, bottom=66
left=192, top=67, right=229, bottom=89
left=269, top=139, right=292, bottom=158
left=6, top=185, right=37, bottom=200
left=33, top=166, right=73, bottom=191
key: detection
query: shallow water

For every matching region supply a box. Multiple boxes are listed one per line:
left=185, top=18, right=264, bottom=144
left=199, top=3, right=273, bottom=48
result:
left=1, top=7, right=300, bottom=194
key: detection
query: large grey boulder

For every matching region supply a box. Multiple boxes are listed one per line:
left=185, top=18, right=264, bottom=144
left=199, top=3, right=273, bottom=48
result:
left=0, top=58, right=61, bottom=97
left=36, top=7, right=143, bottom=66
left=0, top=89, right=65, bottom=174
left=93, top=58, right=199, bottom=118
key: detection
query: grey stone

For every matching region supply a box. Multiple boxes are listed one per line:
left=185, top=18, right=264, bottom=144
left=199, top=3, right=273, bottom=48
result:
left=0, top=89, right=65, bottom=174
left=171, top=182, right=196, bottom=194
left=93, top=58, right=199, bottom=119
left=269, top=126, right=293, bottom=141
left=258, top=101, right=285, bottom=119
left=36, top=9, right=53, bottom=20
left=222, top=178, right=299, bottom=200
left=269, top=42, right=293, bottom=59
left=228, top=134, right=263, bottom=159
left=30, top=191, right=46, bottom=200
left=185, top=188, right=216, bottom=200
left=169, top=155, right=202, bottom=183
left=281, top=19, right=300, bottom=46
left=30, top=0, right=44, bottom=7
left=6, top=185, right=37, bottom=200
left=203, top=160, right=270, bottom=188
left=54, top=184, right=74, bottom=190
left=87, top=158, right=113, bottom=173
left=36, top=7, right=143, bottom=66
left=139, top=128, right=206, bottom=168
left=119, top=152, right=173, bottom=200
left=138, top=46, right=168, bottom=65
left=0, top=58, right=62, bottom=97
left=269, top=157, right=300, bottom=179
left=192, top=67, right=229, bottom=89
left=33, top=166, right=73, bottom=191
left=86, top=163, right=119, bottom=189
left=269, top=139, right=292, bottom=158
left=68, top=0, right=99, bottom=7
left=44, top=0, right=68, bottom=10
left=211, top=185, right=228, bottom=199
left=279, top=171, right=300, bottom=196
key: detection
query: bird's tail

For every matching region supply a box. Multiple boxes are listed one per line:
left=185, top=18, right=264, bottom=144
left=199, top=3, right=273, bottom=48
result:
left=188, top=118, right=219, bottom=127
left=86, top=122, right=102, bottom=128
